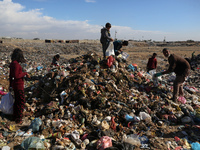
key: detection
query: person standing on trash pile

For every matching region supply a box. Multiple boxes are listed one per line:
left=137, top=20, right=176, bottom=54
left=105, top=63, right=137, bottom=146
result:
left=51, top=54, right=60, bottom=66
left=9, top=48, right=30, bottom=124
left=100, top=22, right=114, bottom=59
left=154, top=48, right=190, bottom=102
left=147, top=53, right=157, bottom=73
left=113, top=40, right=129, bottom=56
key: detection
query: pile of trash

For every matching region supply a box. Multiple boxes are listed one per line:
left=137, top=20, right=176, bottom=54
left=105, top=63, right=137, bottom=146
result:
left=0, top=51, right=200, bottom=150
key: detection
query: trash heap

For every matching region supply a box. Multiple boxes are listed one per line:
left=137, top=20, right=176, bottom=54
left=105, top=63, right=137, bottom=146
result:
left=0, top=51, right=200, bottom=150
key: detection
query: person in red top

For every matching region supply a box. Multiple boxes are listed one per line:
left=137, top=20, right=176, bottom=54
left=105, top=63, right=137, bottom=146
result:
left=147, top=53, right=157, bottom=72
left=9, top=48, right=30, bottom=124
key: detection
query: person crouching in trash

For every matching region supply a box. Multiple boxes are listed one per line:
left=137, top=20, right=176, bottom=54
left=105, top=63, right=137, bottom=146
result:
left=113, top=40, right=129, bottom=56
left=51, top=54, right=60, bottom=67
left=147, top=53, right=157, bottom=73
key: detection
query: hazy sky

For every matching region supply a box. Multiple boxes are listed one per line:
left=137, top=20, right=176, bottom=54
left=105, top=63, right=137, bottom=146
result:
left=0, top=0, right=199, bottom=41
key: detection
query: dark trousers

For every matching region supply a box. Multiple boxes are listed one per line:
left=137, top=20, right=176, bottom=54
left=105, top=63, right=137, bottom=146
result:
left=13, top=89, right=25, bottom=122
left=101, top=41, right=110, bottom=58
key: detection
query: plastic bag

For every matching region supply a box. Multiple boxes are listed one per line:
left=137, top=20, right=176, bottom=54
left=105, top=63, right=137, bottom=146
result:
left=149, top=69, right=156, bottom=76
left=178, top=96, right=186, bottom=104
left=106, top=42, right=115, bottom=57
left=107, top=55, right=115, bottom=68
left=0, top=92, right=15, bottom=114
left=29, top=118, right=42, bottom=132
left=191, top=142, right=200, bottom=150
left=123, top=134, right=141, bottom=146
left=21, top=137, right=45, bottom=150
left=121, top=52, right=129, bottom=60
left=97, top=136, right=112, bottom=150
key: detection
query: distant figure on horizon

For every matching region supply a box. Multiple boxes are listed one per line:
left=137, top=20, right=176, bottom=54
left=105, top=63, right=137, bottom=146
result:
left=147, top=53, right=157, bottom=73
left=113, top=40, right=129, bottom=56
left=100, top=22, right=113, bottom=59
left=51, top=54, right=60, bottom=66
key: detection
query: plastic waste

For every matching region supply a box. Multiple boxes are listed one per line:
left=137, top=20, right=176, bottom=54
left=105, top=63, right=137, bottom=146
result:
left=21, top=137, right=45, bottom=150
left=191, top=142, right=200, bottom=150
left=178, top=96, right=186, bottom=104
left=181, top=116, right=192, bottom=123
left=23, top=129, right=33, bottom=137
left=125, top=114, right=140, bottom=122
left=121, top=52, right=129, bottom=60
left=101, top=120, right=110, bottom=130
left=128, top=64, right=136, bottom=72
left=105, top=42, right=115, bottom=56
left=1, top=146, right=10, bottom=150
left=0, top=92, right=14, bottom=114
left=149, top=69, right=156, bottom=76
left=29, top=118, right=42, bottom=132
left=36, top=66, right=43, bottom=71
left=123, top=134, right=141, bottom=146
left=139, top=112, right=151, bottom=122
left=96, top=136, right=112, bottom=150
left=107, top=55, right=115, bottom=68
left=0, top=90, right=7, bottom=96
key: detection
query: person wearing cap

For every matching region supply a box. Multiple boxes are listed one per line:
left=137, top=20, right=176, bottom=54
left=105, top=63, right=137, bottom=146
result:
left=147, top=53, right=157, bottom=73
left=113, top=40, right=129, bottom=56
left=154, top=48, right=190, bottom=102
left=100, top=22, right=113, bottom=58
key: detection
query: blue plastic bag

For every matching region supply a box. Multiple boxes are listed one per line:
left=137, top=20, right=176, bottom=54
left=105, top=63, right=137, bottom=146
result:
left=191, top=142, right=200, bottom=150
left=29, top=118, right=42, bottom=132
left=21, top=137, right=45, bottom=150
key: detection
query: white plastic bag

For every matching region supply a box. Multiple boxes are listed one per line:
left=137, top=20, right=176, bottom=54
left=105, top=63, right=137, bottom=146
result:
left=149, top=69, right=156, bottom=76
left=0, top=92, right=15, bottom=114
left=121, top=52, right=129, bottom=60
left=106, top=42, right=115, bottom=56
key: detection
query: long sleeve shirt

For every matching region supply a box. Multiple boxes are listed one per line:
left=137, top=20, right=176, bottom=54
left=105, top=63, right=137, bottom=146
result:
left=9, top=60, right=27, bottom=90
left=100, top=27, right=112, bottom=44
left=167, top=54, right=190, bottom=76
left=147, top=57, right=157, bottom=69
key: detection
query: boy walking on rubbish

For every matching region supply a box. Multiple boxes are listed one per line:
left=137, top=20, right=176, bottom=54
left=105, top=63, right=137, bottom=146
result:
left=154, top=48, right=190, bottom=102
left=100, top=22, right=113, bottom=59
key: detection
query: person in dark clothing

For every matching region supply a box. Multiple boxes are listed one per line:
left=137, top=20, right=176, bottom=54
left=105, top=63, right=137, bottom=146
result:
left=51, top=54, right=60, bottom=66
left=100, top=22, right=113, bottom=58
left=147, top=53, right=157, bottom=72
left=154, top=48, right=190, bottom=102
left=9, top=48, right=30, bottom=124
left=113, top=40, right=129, bottom=56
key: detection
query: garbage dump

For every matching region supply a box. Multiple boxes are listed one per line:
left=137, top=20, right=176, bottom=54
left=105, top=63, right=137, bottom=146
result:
left=0, top=51, right=200, bottom=150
